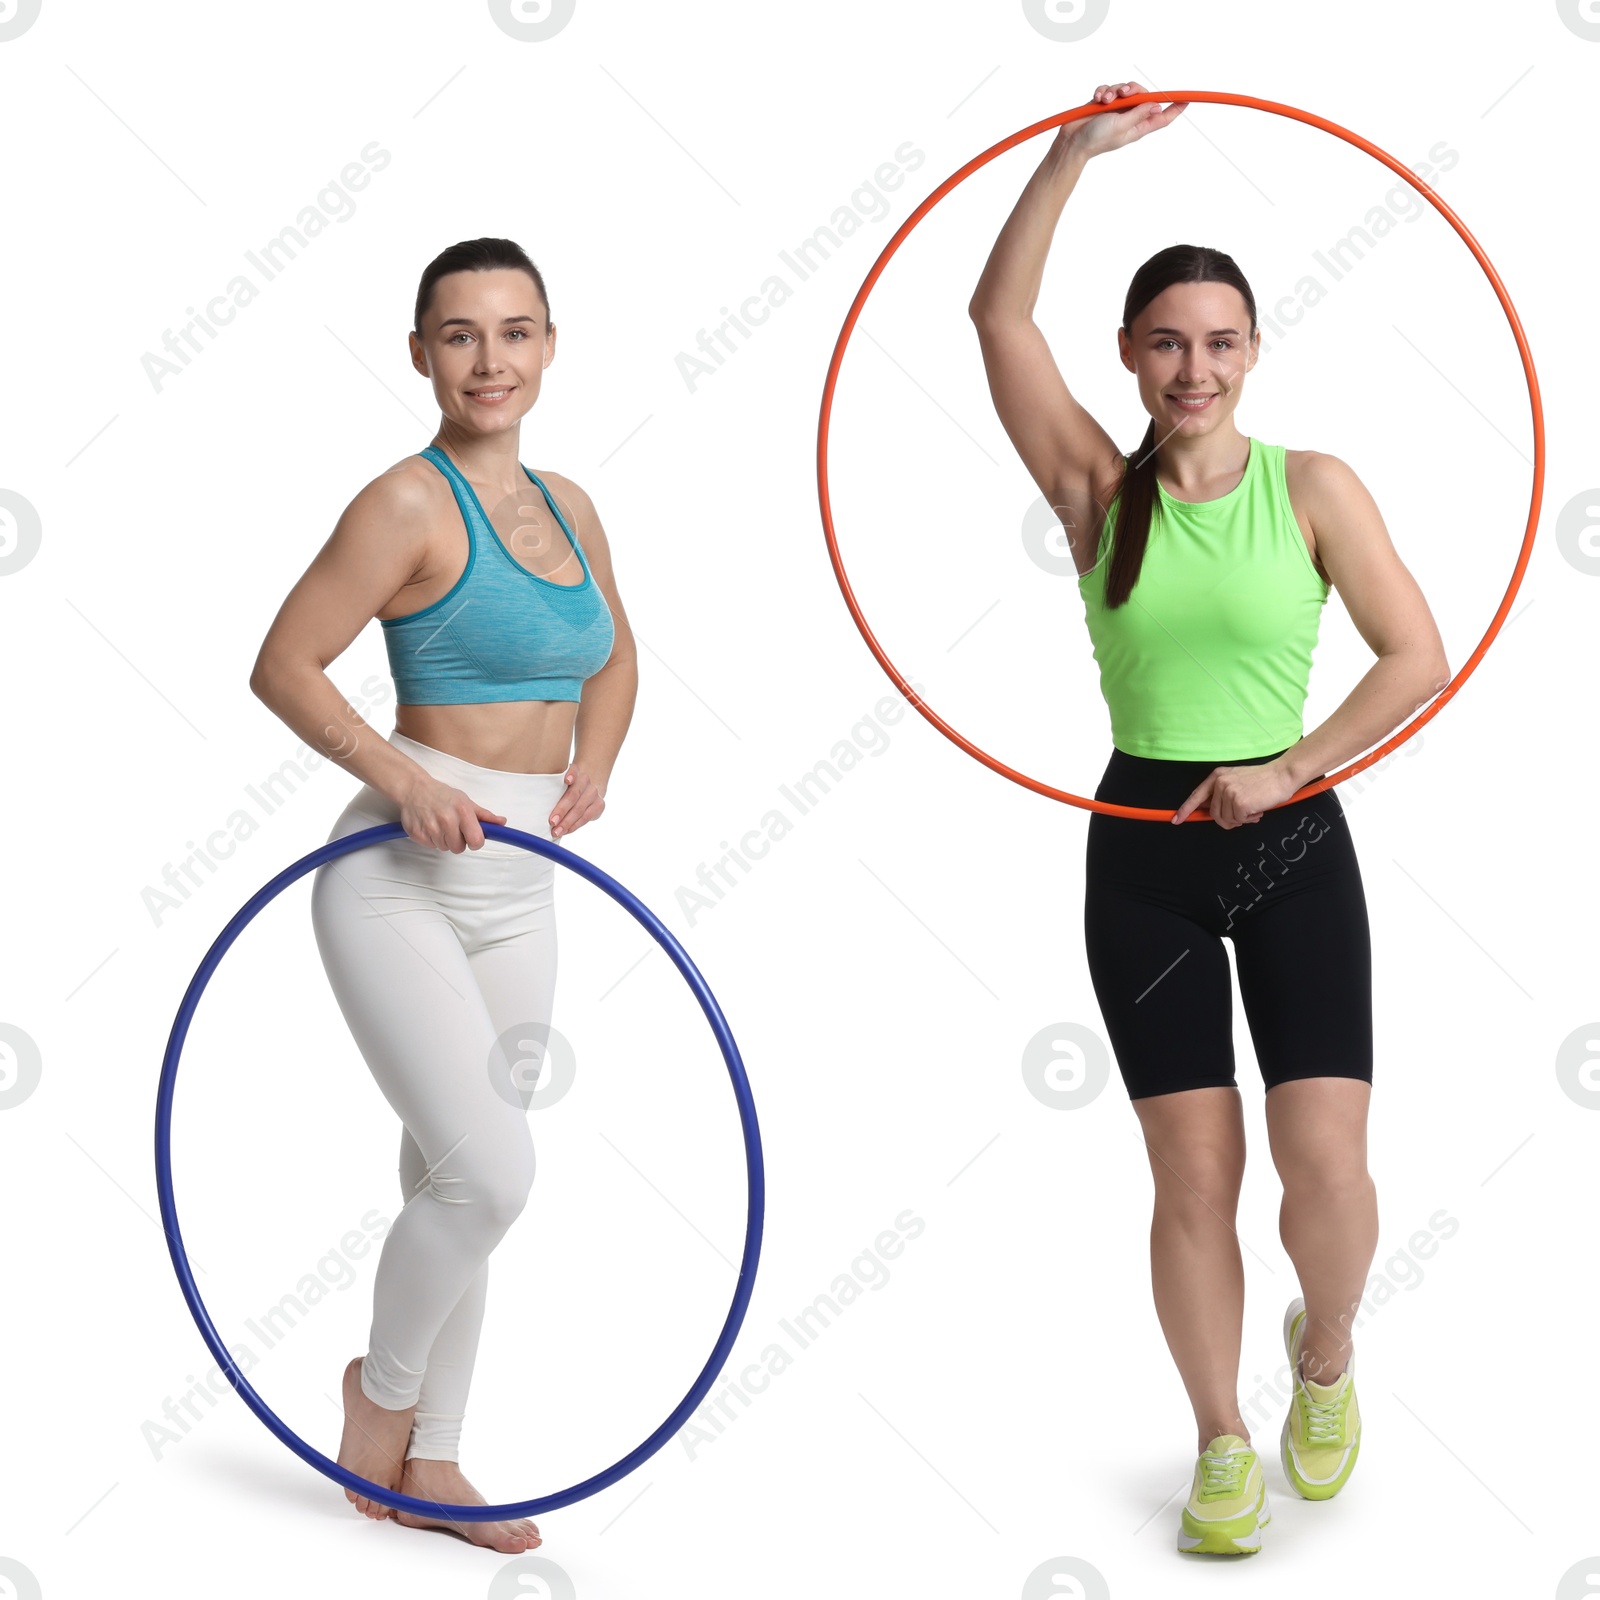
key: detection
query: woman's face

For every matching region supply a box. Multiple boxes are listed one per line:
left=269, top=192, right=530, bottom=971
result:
left=1118, top=281, right=1258, bottom=437
left=410, top=267, right=554, bottom=435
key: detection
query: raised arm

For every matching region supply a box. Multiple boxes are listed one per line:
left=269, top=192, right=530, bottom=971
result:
left=968, top=82, right=1187, bottom=572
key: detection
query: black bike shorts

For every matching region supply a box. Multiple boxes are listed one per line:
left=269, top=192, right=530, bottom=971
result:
left=1083, top=747, right=1373, bottom=1100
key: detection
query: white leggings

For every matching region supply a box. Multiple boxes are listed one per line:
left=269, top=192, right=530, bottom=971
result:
left=309, top=730, right=565, bottom=1461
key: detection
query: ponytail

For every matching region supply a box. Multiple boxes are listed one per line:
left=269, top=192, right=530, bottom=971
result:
left=1102, top=417, right=1162, bottom=610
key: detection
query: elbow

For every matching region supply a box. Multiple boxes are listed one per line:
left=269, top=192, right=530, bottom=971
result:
left=968, top=298, right=1033, bottom=338
left=968, top=291, right=1004, bottom=328
left=1413, top=650, right=1451, bottom=705
left=248, top=649, right=282, bottom=707
left=968, top=297, right=1009, bottom=330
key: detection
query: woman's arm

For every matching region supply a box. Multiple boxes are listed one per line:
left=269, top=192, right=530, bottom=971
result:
left=1173, top=453, right=1452, bottom=827
left=1277, top=453, right=1452, bottom=790
left=968, top=82, right=1187, bottom=566
left=541, top=475, right=638, bottom=836
left=248, top=464, right=457, bottom=814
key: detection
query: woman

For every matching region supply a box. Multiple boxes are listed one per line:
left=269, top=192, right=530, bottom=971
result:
left=250, top=237, right=637, bottom=1553
left=968, top=85, right=1449, bottom=1556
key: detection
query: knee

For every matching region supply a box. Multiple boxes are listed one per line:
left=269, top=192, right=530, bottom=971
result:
left=431, top=1137, right=536, bottom=1236
left=474, top=1146, right=537, bottom=1234
left=1150, top=1143, right=1244, bottom=1220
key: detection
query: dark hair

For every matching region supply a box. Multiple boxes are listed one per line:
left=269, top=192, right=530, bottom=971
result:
left=1098, top=244, right=1257, bottom=609
left=413, top=237, right=550, bottom=337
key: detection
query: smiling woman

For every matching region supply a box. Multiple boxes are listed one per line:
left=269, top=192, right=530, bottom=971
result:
left=964, top=81, right=1453, bottom=1557
left=247, top=237, right=639, bottom=1554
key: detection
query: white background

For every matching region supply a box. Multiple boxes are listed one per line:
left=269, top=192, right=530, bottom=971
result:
left=1, top=1, right=1594, bottom=1596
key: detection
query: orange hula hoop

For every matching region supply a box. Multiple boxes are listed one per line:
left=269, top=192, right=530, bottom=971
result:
left=815, top=89, right=1544, bottom=821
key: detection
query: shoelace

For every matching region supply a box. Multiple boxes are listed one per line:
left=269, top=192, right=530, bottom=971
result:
left=1199, top=1451, right=1249, bottom=1500
left=1300, top=1384, right=1348, bottom=1445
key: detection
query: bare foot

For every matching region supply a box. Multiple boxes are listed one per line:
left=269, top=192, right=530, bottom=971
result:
left=337, top=1355, right=416, bottom=1521
left=393, top=1456, right=542, bottom=1553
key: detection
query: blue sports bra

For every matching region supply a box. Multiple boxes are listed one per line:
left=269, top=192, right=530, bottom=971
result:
left=381, top=446, right=615, bottom=705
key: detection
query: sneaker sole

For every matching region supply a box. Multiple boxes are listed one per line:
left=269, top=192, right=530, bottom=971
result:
left=1178, top=1493, right=1271, bottom=1555
left=1280, top=1419, right=1361, bottom=1500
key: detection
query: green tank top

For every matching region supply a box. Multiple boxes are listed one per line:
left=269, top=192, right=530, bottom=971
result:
left=1077, top=437, right=1331, bottom=760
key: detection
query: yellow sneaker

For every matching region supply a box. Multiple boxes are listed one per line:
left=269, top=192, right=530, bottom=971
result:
left=1177, top=1434, right=1270, bottom=1555
left=1279, top=1295, right=1361, bottom=1499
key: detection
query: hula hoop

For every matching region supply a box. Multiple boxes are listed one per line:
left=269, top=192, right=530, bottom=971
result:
left=817, top=89, right=1544, bottom=821
left=155, top=821, right=764, bottom=1522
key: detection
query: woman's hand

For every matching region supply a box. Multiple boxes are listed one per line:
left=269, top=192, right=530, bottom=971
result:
left=398, top=772, right=507, bottom=852
left=1171, top=759, right=1309, bottom=829
left=549, top=764, right=607, bottom=841
left=1063, top=81, right=1188, bottom=161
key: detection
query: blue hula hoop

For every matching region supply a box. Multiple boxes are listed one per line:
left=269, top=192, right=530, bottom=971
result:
left=154, top=820, right=764, bottom=1521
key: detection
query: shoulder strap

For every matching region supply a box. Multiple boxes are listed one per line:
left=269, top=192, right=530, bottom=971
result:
left=420, top=444, right=467, bottom=488
left=417, top=447, right=480, bottom=549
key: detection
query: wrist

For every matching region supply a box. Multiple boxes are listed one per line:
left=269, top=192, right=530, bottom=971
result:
left=1049, top=130, right=1090, bottom=172
left=385, top=761, right=434, bottom=808
left=1277, top=746, right=1315, bottom=789
left=573, top=757, right=611, bottom=794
